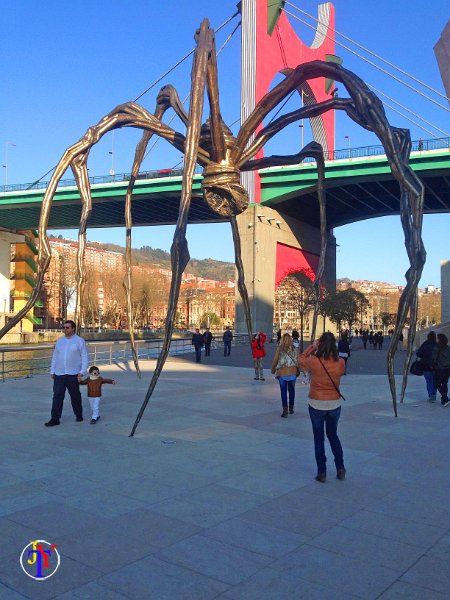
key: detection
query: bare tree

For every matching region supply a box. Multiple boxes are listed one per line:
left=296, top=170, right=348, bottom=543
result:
left=277, top=269, right=316, bottom=351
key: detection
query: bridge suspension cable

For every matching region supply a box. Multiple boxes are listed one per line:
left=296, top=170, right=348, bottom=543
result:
left=142, top=17, right=242, bottom=166
left=134, top=10, right=241, bottom=103
left=366, top=84, right=449, bottom=138
left=285, top=1, right=450, bottom=105
left=27, top=10, right=241, bottom=191
left=283, top=2, right=450, bottom=132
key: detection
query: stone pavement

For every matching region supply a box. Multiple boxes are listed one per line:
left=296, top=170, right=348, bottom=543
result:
left=0, top=341, right=449, bottom=599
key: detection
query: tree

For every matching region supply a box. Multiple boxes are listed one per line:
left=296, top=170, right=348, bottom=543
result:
left=277, top=269, right=316, bottom=350
left=322, top=289, right=359, bottom=335
left=344, top=288, right=370, bottom=333
left=379, top=311, right=396, bottom=332
left=200, top=312, right=220, bottom=328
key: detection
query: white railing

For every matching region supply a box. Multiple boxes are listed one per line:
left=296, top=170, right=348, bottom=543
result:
left=0, top=334, right=250, bottom=381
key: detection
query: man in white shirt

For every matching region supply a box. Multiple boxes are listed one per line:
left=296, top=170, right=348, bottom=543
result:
left=45, top=320, right=89, bottom=427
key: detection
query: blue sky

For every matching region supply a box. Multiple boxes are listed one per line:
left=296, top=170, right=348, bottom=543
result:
left=1, top=1, right=449, bottom=286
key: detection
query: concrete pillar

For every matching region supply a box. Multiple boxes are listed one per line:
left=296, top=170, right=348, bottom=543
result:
left=234, top=205, right=336, bottom=334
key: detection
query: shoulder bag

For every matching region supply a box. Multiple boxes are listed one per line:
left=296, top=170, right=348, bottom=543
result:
left=318, top=359, right=346, bottom=401
left=409, top=359, right=424, bottom=376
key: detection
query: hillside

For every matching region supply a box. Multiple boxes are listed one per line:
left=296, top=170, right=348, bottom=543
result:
left=50, top=236, right=236, bottom=282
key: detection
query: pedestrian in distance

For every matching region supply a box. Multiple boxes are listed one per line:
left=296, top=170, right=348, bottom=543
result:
left=251, top=331, right=267, bottom=381
left=277, top=329, right=282, bottom=345
left=80, top=365, right=116, bottom=424
left=362, top=330, right=369, bottom=349
left=223, top=326, right=233, bottom=357
left=416, top=331, right=437, bottom=402
left=191, top=328, right=204, bottom=363
left=271, top=333, right=298, bottom=417
left=203, top=327, right=213, bottom=357
left=45, top=320, right=89, bottom=427
left=337, top=333, right=350, bottom=375
left=299, top=332, right=346, bottom=483
left=291, top=329, right=300, bottom=348
left=432, top=333, right=450, bottom=407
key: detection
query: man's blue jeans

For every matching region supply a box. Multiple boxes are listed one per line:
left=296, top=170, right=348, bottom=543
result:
left=278, top=377, right=296, bottom=407
left=423, top=370, right=437, bottom=399
left=308, top=405, right=344, bottom=474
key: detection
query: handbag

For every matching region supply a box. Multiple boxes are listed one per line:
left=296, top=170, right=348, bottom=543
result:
left=409, top=359, right=424, bottom=376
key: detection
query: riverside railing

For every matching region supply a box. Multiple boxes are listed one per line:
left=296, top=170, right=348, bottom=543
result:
left=1, top=137, right=448, bottom=193
left=0, top=334, right=250, bottom=381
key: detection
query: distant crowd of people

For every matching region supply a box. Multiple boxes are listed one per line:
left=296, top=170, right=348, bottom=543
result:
left=191, top=326, right=234, bottom=362
left=357, top=329, right=385, bottom=350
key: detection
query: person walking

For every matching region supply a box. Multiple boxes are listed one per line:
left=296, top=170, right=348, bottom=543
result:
left=362, top=330, right=368, bottom=349
left=251, top=331, right=267, bottom=381
left=416, top=331, right=437, bottom=402
left=191, top=328, right=204, bottom=363
left=80, top=365, right=116, bottom=423
left=337, top=333, right=350, bottom=375
left=223, top=326, right=233, bottom=357
left=45, top=320, right=89, bottom=427
left=203, top=327, right=213, bottom=357
left=271, top=333, right=298, bottom=417
left=299, top=332, right=346, bottom=483
left=291, top=329, right=300, bottom=348
left=432, top=333, right=450, bottom=407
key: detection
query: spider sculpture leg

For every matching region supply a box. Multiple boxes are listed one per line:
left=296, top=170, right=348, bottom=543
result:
left=0, top=103, right=190, bottom=340
left=233, top=60, right=425, bottom=415
left=129, top=19, right=215, bottom=436
left=123, top=87, right=190, bottom=378
left=241, top=140, right=327, bottom=344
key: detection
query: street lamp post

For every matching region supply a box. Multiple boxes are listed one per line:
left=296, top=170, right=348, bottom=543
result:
left=3, top=141, right=16, bottom=188
left=344, top=135, right=351, bottom=159
left=109, top=131, right=115, bottom=177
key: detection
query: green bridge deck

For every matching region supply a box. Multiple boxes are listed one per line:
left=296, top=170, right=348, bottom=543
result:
left=0, top=148, right=449, bottom=231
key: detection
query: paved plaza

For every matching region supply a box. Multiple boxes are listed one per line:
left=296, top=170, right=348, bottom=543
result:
left=0, top=338, right=449, bottom=599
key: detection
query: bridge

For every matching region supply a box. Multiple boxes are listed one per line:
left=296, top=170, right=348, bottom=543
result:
left=0, top=139, right=449, bottom=231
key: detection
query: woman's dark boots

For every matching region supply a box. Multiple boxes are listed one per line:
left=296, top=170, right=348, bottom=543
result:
left=289, top=403, right=294, bottom=414
left=281, top=406, right=289, bottom=418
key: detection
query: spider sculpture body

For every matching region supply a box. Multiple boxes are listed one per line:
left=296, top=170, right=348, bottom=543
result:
left=0, top=19, right=425, bottom=434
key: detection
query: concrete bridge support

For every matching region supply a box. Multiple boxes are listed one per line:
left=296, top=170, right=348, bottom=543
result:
left=235, top=205, right=336, bottom=335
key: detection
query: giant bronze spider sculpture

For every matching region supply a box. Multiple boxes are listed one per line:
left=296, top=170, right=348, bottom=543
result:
left=0, top=19, right=425, bottom=434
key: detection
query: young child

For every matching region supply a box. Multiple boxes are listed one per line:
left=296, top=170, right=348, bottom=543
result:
left=80, top=366, right=116, bottom=424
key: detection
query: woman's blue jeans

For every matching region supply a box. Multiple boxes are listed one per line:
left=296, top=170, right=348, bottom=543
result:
left=308, top=405, right=344, bottom=474
left=423, top=370, right=436, bottom=398
left=278, top=377, right=296, bottom=407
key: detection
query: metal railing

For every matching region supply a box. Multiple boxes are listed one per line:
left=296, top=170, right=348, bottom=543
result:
left=0, top=334, right=250, bottom=381
left=1, top=137, right=448, bottom=194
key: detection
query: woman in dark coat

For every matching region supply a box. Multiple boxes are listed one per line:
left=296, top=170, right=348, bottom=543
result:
left=432, top=333, right=450, bottom=407
left=337, top=334, right=350, bottom=375
left=416, top=331, right=437, bottom=402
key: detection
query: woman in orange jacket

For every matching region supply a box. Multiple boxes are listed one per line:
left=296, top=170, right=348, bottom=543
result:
left=298, top=332, right=346, bottom=483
